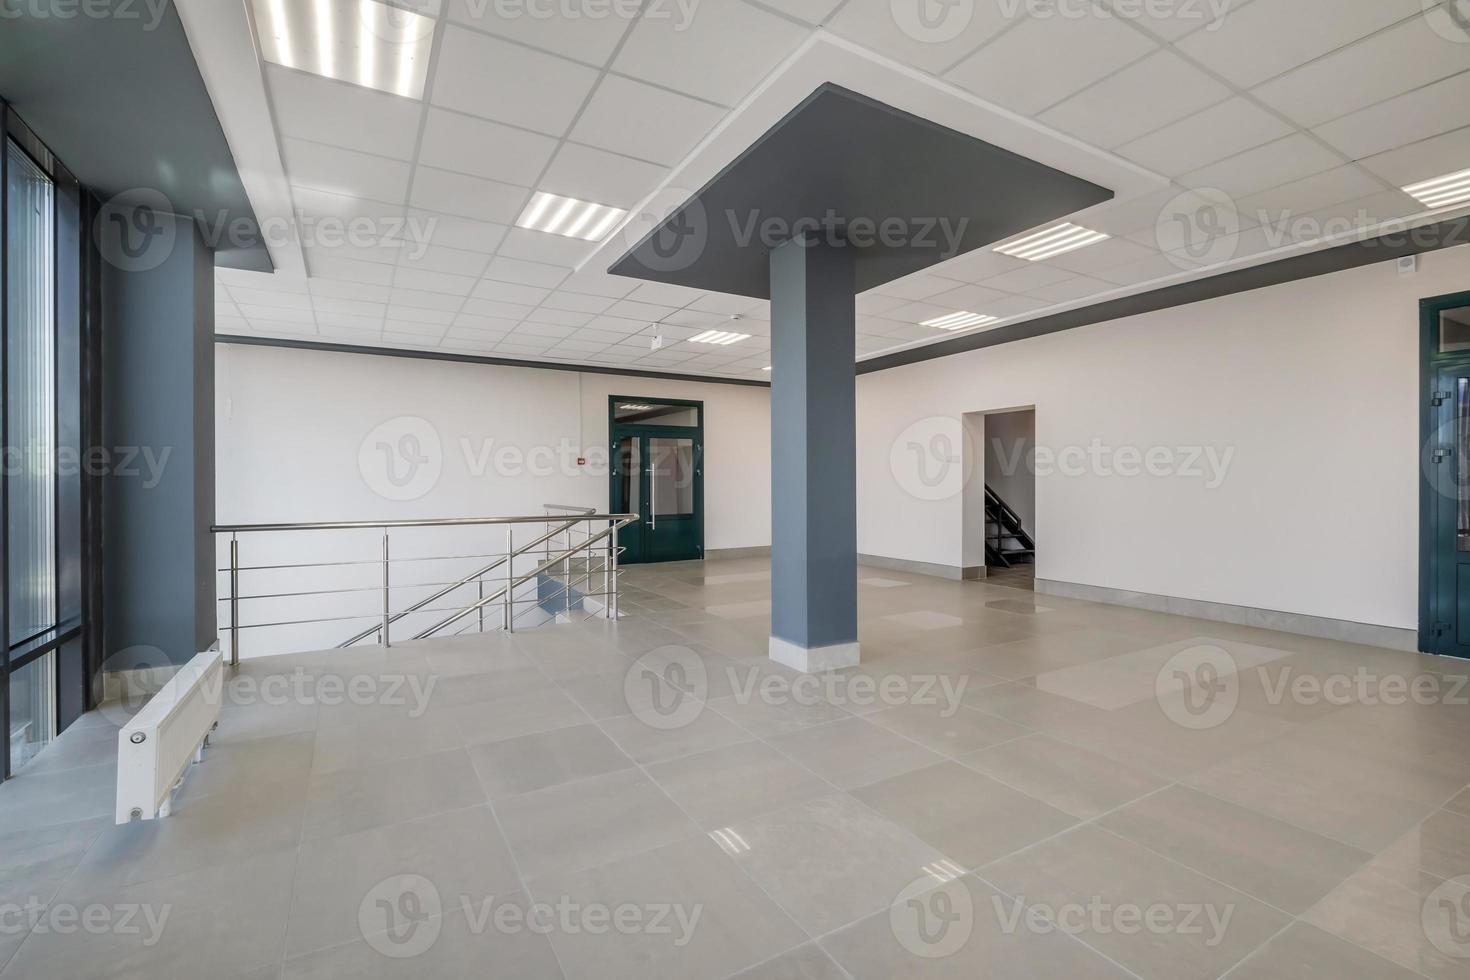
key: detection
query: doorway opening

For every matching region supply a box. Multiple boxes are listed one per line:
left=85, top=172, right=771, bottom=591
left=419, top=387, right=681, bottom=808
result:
left=609, top=397, right=704, bottom=565
left=1419, top=292, right=1470, bottom=656
left=964, top=408, right=1037, bottom=590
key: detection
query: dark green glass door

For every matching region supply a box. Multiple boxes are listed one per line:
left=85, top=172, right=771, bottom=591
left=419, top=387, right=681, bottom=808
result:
left=1429, top=362, right=1470, bottom=657
left=611, top=426, right=703, bottom=565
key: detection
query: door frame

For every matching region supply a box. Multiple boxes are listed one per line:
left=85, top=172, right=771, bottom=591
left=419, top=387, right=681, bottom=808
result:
left=1418, top=290, right=1470, bottom=654
left=609, top=396, right=705, bottom=564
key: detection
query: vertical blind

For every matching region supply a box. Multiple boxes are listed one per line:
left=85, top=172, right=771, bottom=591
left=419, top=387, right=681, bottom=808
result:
left=6, top=138, right=56, bottom=646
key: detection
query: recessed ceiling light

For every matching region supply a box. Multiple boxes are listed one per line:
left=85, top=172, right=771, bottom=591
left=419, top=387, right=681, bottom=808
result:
left=920, top=311, right=1000, bottom=331
left=687, top=330, right=751, bottom=346
left=252, top=0, right=436, bottom=99
left=516, top=192, right=628, bottom=241
left=1403, top=168, right=1470, bottom=210
left=995, top=222, right=1110, bottom=261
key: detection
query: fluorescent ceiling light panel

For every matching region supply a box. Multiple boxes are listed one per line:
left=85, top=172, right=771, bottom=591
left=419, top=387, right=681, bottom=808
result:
left=920, top=311, right=999, bottom=331
left=516, top=192, right=628, bottom=242
left=1403, top=168, right=1470, bottom=210
left=687, top=330, right=751, bottom=346
left=995, top=222, right=1109, bottom=261
left=619, top=403, right=652, bottom=411
left=252, top=0, right=437, bottom=99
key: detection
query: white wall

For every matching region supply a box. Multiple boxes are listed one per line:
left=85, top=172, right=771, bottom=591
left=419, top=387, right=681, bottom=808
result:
left=858, top=245, right=1470, bottom=631
left=216, top=344, right=771, bottom=549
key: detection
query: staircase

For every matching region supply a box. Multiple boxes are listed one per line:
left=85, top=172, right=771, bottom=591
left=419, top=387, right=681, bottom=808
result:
left=984, top=484, right=1035, bottom=569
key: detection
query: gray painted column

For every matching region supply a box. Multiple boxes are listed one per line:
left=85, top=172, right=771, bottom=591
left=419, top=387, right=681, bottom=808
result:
left=768, top=236, right=860, bottom=672
left=101, top=211, right=216, bottom=669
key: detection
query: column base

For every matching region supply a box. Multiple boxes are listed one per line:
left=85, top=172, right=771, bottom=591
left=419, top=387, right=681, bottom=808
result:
left=768, top=636, right=861, bottom=673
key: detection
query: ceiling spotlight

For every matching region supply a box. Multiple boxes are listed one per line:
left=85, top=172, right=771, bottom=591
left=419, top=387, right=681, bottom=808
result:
left=687, top=330, right=751, bottom=346
left=253, top=0, right=436, bottom=99
left=517, top=191, right=628, bottom=241
left=920, top=311, right=1000, bottom=331
left=994, top=222, right=1110, bottom=261
left=1403, top=168, right=1470, bottom=210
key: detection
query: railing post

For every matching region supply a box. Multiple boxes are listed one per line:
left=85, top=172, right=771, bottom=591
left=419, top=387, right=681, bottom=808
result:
left=229, top=534, right=241, bottom=665
left=504, top=525, right=515, bottom=634
left=608, top=520, right=619, bottom=621
left=478, top=576, right=484, bottom=633
left=381, top=528, right=391, bottom=647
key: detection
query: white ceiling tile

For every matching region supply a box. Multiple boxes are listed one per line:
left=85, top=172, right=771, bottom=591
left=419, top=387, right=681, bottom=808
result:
left=584, top=314, right=651, bottom=334
left=216, top=316, right=249, bottom=333
left=982, top=263, right=1077, bottom=293
left=317, top=325, right=383, bottom=341
left=310, top=277, right=393, bottom=303
left=265, top=66, right=423, bottom=160
left=1181, top=133, right=1345, bottom=198
left=496, top=226, right=601, bottom=266
left=1041, top=235, right=1158, bottom=275
left=314, top=311, right=383, bottom=330
left=1040, top=50, right=1233, bottom=149
left=687, top=292, right=766, bottom=315
left=386, top=305, right=457, bottom=325
left=483, top=256, right=571, bottom=289
left=462, top=297, right=536, bottom=320
left=626, top=281, right=705, bottom=307
left=1107, top=0, right=1231, bottom=40
left=570, top=75, right=725, bottom=167
left=872, top=274, right=968, bottom=301
left=1026, top=274, right=1120, bottom=303
left=1175, top=0, right=1425, bottom=88
left=660, top=308, right=729, bottom=329
left=472, top=279, right=551, bottom=305
left=526, top=307, right=594, bottom=327
left=383, top=332, right=443, bottom=348
left=229, top=287, right=314, bottom=310
left=765, top=0, right=845, bottom=24
left=540, top=142, right=667, bottom=209
left=418, top=108, right=559, bottom=186
left=825, top=0, right=1014, bottom=74
left=572, top=328, right=638, bottom=345
left=1251, top=20, right=1470, bottom=128
left=607, top=299, right=678, bottom=321
left=281, top=138, right=411, bottom=204
left=387, top=287, right=463, bottom=312
left=409, top=167, right=529, bottom=224
left=445, top=0, right=634, bottom=63
left=926, top=282, right=1012, bottom=310
left=238, top=304, right=315, bottom=323
left=553, top=339, right=614, bottom=353
left=1234, top=165, right=1387, bottom=223
left=612, top=0, right=809, bottom=106
left=985, top=294, right=1054, bottom=318
left=511, top=321, right=578, bottom=338
left=291, top=185, right=405, bottom=223
left=396, top=244, right=492, bottom=278
left=1314, top=69, right=1470, bottom=159
left=311, top=296, right=386, bottom=318
left=854, top=292, right=908, bottom=315
left=1114, top=97, right=1296, bottom=177
left=542, top=291, right=616, bottom=315
left=945, top=12, right=1156, bottom=116
left=431, top=26, right=601, bottom=135
left=557, top=269, right=641, bottom=299
left=392, top=267, right=479, bottom=296
left=1359, top=125, right=1470, bottom=186
left=454, top=314, right=521, bottom=332
left=305, top=250, right=399, bottom=285
left=405, top=209, right=509, bottom=254
left=384, top=320, right=448, bottom=337
left=924, top=248, right=1031, bottom=285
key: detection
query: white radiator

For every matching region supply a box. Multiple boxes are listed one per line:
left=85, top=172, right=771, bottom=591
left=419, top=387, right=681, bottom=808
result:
left=115, top=649, right=224, bottom=823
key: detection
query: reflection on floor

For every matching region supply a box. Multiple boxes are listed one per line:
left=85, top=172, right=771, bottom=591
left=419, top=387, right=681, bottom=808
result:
left=0, top=557, right=1466, bottom=979
left=983, top=563, right=1036, bottom=592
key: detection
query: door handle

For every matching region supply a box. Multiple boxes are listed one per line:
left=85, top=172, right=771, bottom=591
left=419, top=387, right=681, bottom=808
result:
left=650, top=464, right=656, bottom=530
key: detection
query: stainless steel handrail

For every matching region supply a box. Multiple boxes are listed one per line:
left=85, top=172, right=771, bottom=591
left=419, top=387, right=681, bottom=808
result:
left=415, top=517, right=636, bottom=640
left=334, top=517, right=586, bottom=649
left=216, top=508, right=636, bottom=664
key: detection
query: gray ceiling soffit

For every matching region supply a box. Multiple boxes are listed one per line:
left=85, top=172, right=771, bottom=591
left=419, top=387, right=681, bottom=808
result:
left=610, top=82, right=1113, bottom=299
left=213, top=335, right=773, bottom=388
left=0, top=5, right=270, bottom=272
left=859, top=217, right=1470, bottom=375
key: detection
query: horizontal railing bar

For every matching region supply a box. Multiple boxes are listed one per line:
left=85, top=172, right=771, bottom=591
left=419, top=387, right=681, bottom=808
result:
left=229, top=591, right=621, bottom=632
left=216, top=547, right=625, bottom=575
left=543, top=504, right=597, bottom=514
left=215, top=561, right=619, bottom=603
left=214, top=514, right=636, bottom=533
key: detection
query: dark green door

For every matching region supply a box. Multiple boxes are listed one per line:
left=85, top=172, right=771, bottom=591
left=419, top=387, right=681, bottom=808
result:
left=1423, top=296, right=1470, bottom=657
left=611, top=424, right=703, bottom=565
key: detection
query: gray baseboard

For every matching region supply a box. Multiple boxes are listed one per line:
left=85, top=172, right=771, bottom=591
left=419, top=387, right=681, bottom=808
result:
left=858, top=553, right=985, bottom=581
left=705, top=546, right=771, bottom=560
left=1035, top=578, right=1419, bottom=652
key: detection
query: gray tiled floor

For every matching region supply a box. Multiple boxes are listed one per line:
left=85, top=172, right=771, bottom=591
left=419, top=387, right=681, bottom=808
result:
left=1, top=556, right=1466, bottom=978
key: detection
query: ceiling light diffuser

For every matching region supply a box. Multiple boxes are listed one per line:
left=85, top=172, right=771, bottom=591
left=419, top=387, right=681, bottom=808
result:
left=687, top=330, right=751, bottom=346
left=516, top=192, right=628, bottom=242
left=619, top=403, right=652, bottom=411
left=253, top=0, right=436, bottom=99
left=1403, top=168, right=1470, bottom=210
left=920, top=311, right=1000, bottom=331
left=994, top=222, right=1110, bottom=261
